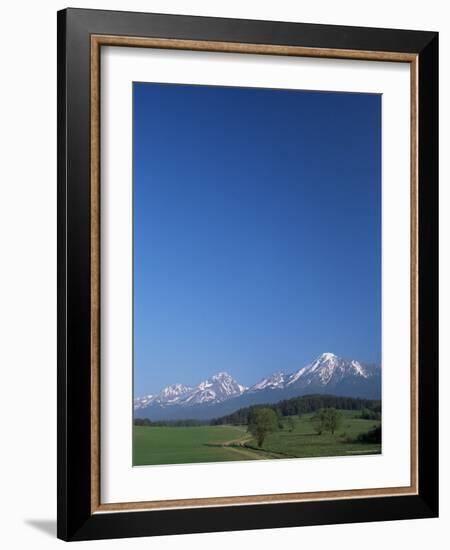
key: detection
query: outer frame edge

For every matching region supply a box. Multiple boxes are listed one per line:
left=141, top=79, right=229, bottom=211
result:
left=56, top=7, right=69, bottom=543
left=417, top=32, right=439, bottom=518
left=69, top=494, right=437, bottom=542
left=57, top=8, right=439, bottom=541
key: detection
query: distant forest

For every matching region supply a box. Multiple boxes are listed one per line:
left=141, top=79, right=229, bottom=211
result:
left=212, top=394, right=380, bottom=425
left=134, top=394, right=381, bottom=427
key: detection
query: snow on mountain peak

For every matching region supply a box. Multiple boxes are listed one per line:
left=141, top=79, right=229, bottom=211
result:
left=161, top=383, right=192, bottom=395
left=285, top=352, right=377, bottom=387
left=250, top=371, right=286, bottom=392
left=350, top=360, right=368, bottom=378
left=321, top=352, right=337, bottom=360
left=133, top=394, right=155, bottom=409
left=151, top=371, right=248, bottom=406
left=298, top=353, right=375, bottom=385
left=211, top=372, right=233, bottom=381
left=134, top=354, right=380, bottom=411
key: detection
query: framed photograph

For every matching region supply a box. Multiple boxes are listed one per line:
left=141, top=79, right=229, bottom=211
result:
left=57, top=8, right=438, bottom=541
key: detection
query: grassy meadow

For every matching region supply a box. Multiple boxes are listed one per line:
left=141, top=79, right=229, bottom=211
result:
left=133, top=410, right=381, bottom=466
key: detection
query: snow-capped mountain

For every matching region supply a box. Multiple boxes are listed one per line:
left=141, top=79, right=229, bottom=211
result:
left=247, top=352, right=379, bottom=395
left=133, top=394, right=156, bottom=410
left=134, top=372, right=246, bottom=409
left=181, top=372, right=247, bottom=405
left=134, top=384, right=193, bottom=409
left=249, top=371, right=287, bottom=392
left=134, top=353, right=381, bottom=420
left=286, top=352, right=373, bottom=388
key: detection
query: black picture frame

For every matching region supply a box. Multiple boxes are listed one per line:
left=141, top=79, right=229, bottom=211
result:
left=57, top=7, right=438, bottom=541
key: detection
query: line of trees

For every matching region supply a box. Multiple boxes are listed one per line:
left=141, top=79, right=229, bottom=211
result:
left=211, top=394, right=381, bottom=426
left=134, top=395, right=381, bottom=435
left=358, top=407, right=381, bottom=420
left=134, top=418, right=209, bottom=427
left=246, top=405, right=379, bottom=448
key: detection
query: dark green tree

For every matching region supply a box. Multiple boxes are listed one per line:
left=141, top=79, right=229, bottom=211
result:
left=311, top=408, right=343, bottom=435
left=324, top=408, right=343, bottom=435
left=311, top=409, right=327, bottom=435
left=357, top=425, right=381, bottom=443
left=248, top=408, right=279, bottom=447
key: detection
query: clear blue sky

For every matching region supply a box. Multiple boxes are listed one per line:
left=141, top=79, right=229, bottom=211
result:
left=133, top=82, right=381, bottom=396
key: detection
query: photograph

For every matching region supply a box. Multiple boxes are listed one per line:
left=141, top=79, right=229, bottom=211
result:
left=132, top=82, right=382, bottom=466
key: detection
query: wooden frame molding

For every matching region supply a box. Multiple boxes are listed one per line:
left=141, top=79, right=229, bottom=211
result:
left=90, top=34, right=419, bottom=515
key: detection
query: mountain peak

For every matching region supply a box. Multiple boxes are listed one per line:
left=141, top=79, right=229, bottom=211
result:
left=160, top=383, right=192, bottom=395
left=134, top=353, right=381, bottom=415
left=178, top=371, right=246, bottom=405
left=318, top=352, right=338, bottom=361
left=211, top=371, right=233, bottom=380
left=250, top=371, right=286, bottom=392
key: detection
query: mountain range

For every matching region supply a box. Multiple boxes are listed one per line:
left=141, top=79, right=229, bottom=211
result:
left=134, top=353, right=381, bottom=421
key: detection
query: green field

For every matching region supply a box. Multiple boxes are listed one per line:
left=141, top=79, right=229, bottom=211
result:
left=133, top=411, right=381, bottom=466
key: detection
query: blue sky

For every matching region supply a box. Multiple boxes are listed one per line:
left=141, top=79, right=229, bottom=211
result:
left=133, top=82, right=381, bottom=396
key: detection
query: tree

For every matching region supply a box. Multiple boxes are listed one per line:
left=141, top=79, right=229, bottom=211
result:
left=311, top=409, right=327, bottom=435
left=273, top=409, right=284, bottom=430
left=286, top=416, right=296, bottom=432
left=311, top=408, right=343, bottom=435
left=247, top=408, right=279, bottom=447
left=324, top=408, right=343, bottom=435
left=357, top=425, right=381, bottom=444
left=359, top=408, right=380, bottom=421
